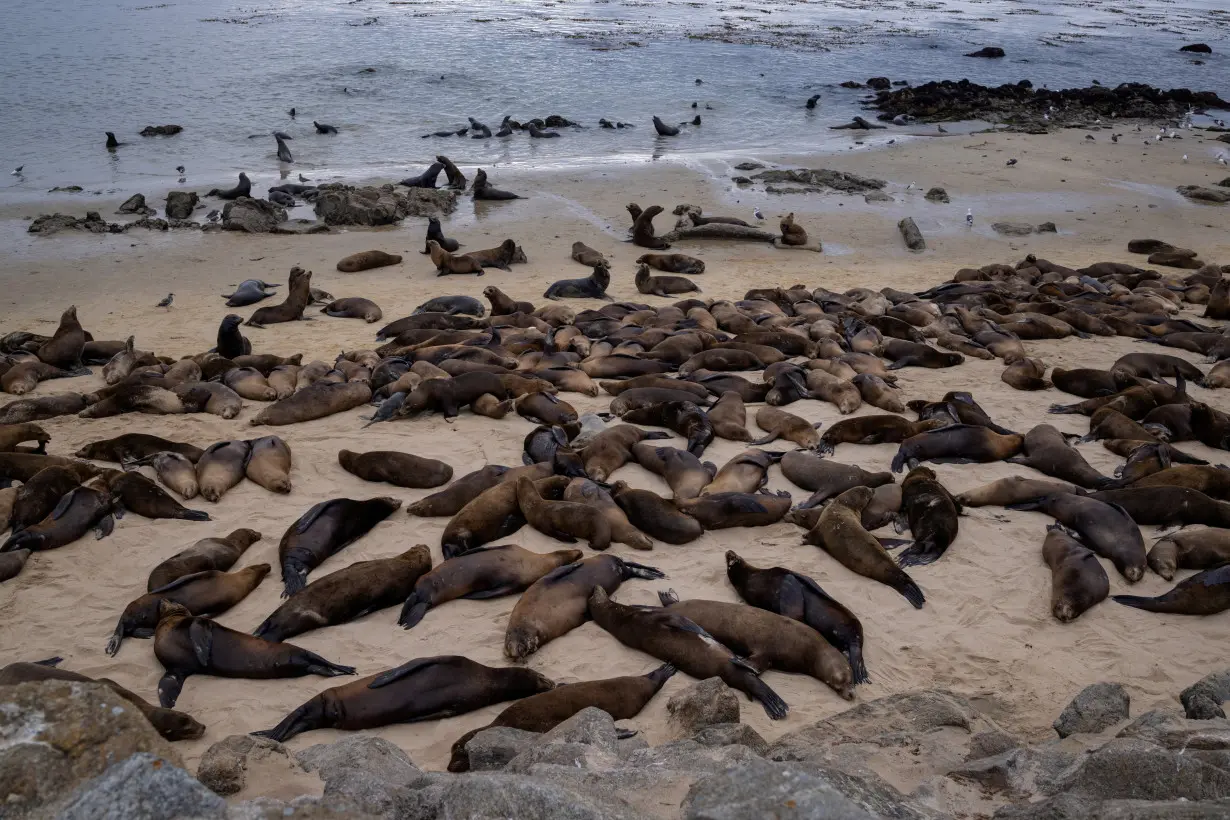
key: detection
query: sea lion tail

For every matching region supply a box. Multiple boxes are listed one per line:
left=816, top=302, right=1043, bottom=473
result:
left=33, top=656, right=63, bottom=667
left=1047, top=403, right=1079, bottom=414
left=305, top=655, right=356, bottom=677
left=281, top=565, right=308, bottom=598
left=1111, top=594, right=1170, bottom=612
left=895, top=573, right=926, bottom=609
left=399, top=593, right=430, bottom=629
left=251, top=703, right=318, bottom=743
left=657, top=589, right=680, bottom=607
left=647, top=663, right=677, bottom=686
left=175, top=508, right=211, bottom=521
left=896, top=540, right=940, bottom=568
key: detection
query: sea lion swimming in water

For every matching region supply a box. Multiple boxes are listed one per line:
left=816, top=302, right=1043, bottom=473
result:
left=651, top=116, right=680, bottom=137
left=1042, top=523, right=1109, bottom=622
left=222, top=279, right=280, bottom=307
left=278, top=496, right=402, bottom=596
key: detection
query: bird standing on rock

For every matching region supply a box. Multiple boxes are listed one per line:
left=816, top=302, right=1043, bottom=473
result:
left=156, top=293, right=174, bottom=309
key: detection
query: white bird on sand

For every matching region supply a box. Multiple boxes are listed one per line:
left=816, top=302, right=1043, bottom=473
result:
left=1182, top=154, right=1189, bottom=163
left=966, top=208, right=973, bottom=228
left=156, top=293, right=174, bottom=309
left=1155, top=134, right=1163, bottom=142
left=906, top=182, right=916, bottom=193
left=1217, top=153, right=1227, bottom=165
left=753, top=208, right=764, bottom=220
left=10, top=165, right=22, bottom=176
left=1043, top=113, right=1050, bottom=121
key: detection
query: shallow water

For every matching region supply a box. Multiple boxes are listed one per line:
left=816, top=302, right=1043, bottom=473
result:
left=0, top=0, right=1227, bottom=204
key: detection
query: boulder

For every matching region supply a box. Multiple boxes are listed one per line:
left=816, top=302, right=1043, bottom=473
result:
left=899, top=217, right=926, bottom=250
left=1183, top=669, right=1230, bottom=719
left=691, top=723, right=770, bottom=755
left=1178, top=185, right=1230, bottom=204
left=139, top=125, right=183, bottom=136
left=222, top=197, right=288, bottom=233
left=165, top=190, right=199, bottom=219
left=57, top=753, right=224, bottom=820
left=1219, top=134, right=1230, bottom=144
left=27, top=211, right=117, bottom=235
left=949, top=743, right=1080, bottom=796
left=993, top=221, right=1037, bottom=236
left=865, top=191, right=895, bottom=203
left=197, top=734, right=296, bottom=796
left=867, top=77, right=891, bottom=90
left=925, top=186, right=950, bottom=203
left=683, top=758, right=877, bottom=820
left=272, top=219, right=332, bottom=235
left=1054, top=683, right=1131, bottom=738
left=966, top=46, right=1006, bottom=58
left=1218, top=178, right=1230, bottom=188
left=1181, top=44, right=1213, bottom=54
left=117, top=193, right=155, bottom=215
left=840, top=81, right=864, bottom=89
left=1127, top=239, right=1174, bottom=254
left=731, top=176, right=752, bottom=185
left=994, top=793, right=1230, bottom=819
left=225, top=795, right=383, bottom=819
left=751, top=168, right=887, bottom=194
left=667, top=678, right=740, bottom=736
left=465, top=727, right=540, bottom=771
left=313, top=184, right=457, bottom=226
left=967, top=728, right=1024, bottom=761
left=434, top=773, right=640, bottom=820
left=294, top=735, right=422, bottom=816
left=1117, top=709, right=1230, bottom=750
left=1055, top=737, right=1230, bottom=800
left=733, top=161, right=764, bottom=171
left=0, top=680, right=182, bottom=818
left=1036, top=221, right=1058, bottom=233
left=506, top=708, right=621, bottom=772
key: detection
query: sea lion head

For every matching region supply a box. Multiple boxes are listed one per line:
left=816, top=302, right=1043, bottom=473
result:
left=832, top=485, right=874, bottom=512
left=156, top=599, right=191, bottom=621
left=150, top=707, right=207, bottom=741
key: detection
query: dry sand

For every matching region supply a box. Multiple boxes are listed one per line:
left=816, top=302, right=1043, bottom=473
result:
left=1, top=128, right=1229, bottom=805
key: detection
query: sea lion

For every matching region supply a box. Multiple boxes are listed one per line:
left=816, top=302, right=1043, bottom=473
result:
left=851, top=374, right=905, bottom=413
left=0, top=451, right=75, bottom=483
left=805, top=487, right=925, bottom=608
left=779, top=212, right=807, bottom=246
left=1002, top=358, right=1051, bottom=391
left=677, top=490, right=792, bottom=529
left=87, top=435, right=199, bottom=465
left=208, top=172, right=251, bottom=199
left=79, top=383, right=185, bottom=418
left=1007, top=424, right=1112, bottom=489
left=611, top=481, right=704, bottom=544
left=253, top=655, right=554, bottom=743
left=1089, top=486, right=1230, bottom=528
left=687, top=372, right=770, bottom=403
left=175, top=382, right=243, bottom=419
left=564, top=477, right=652, bottom=550
left=895, top=466, right=960, bottom=567
left=635, top=264, right=700, bottom=297
left=1130, top=465, right=1230, bottom=499
left=0, top=422, right=49, bottom=453
left=254, top=545, right=432, bottom=641
left=107, top=564, right=270, bottom=655
left=466, top=239, right=521, bottom=270
left=323, top=298, right=383, bottom=323
left=1081, top=407, right=1157, bottom=443
left=883, top=339, right=964, bottom=370
left=336, top=250, right=402, bottom=273
left=472, top=168, right=520, bottom=200
left=147, top=528, right=262, bottom=590
left=955, top=476, right=1077, bottom=507
left=418, top=216, right=460, bottom=255
left=891, top=424, right=1023, bottom=473
left=406, top=464, right=514, bottom=517
left=100, top=337, right=139, bottom=385
left=153, top=600, right=354, bottom=708
left=779, top=450, right=894, bottom=508
left=657, top=589, right=852, bottom=698
left=0, top=394, right=82, bottom=425
left=1148, top=528, right=1230, bottom=580
left=105, top=470, right=210, bottom=521
left=448, top=663, right=676, bottom=772
left=0, top=548, right=30, bottom=582
left=434, top=155, right=467, bottom=189
left=1112, top=352, right=1203, bottom=383
left=620, top=400, right=714, bottom=456
left=338, top=449, right=453, bottom=488
left=600, top=375, right=709, bottom=399
left=752, top=406, right=822, bottom=449
left=401, top=163, right=445, bottom=189
left=515, top=392, right=578, bottom=426
left=818, top=415, right=943, bottom=457
left=440, top=470, right=557, bottom=558
left=251, top=381, right=372, bottom=425
left=1043, top=524, right=1109, bottom=622
left=543, top=265, right=612, bottom=301
left=651, top=116, right=679, bottom=137
left=242, top=435, right=292, bottom=494
left=572, top=242, right=608, bottom=269
left=516, top=476, right=612, bottom=550
left=632, top=443, right=712, bottom=501
left=590, top=586, right=788, bottom=719
left=278, top=496, right=402, bottom=596
left=1, top=479, right=115, bottom=552
left=195, top=440, right=250, bottom=503
left=702, top=449, right=779, bottom=495
left=631, top=204, right=670, bottom=250
left=637, top=253, right=704, bottom=275
left=36, top=306, right=85, bottom=369
left=505, top=554, right=664, bottom=659
left=608, top=385, right=706, bottom=413
left=223, top=368, right=275, bottom=401
left=222, top=279, right=278, bottom=307
left=681, top=348, right=762, bottom=376
left=726, top=551, right=869, bottom=684
left=484, top=286, right=534, bottom=316
left=247, top=267, right=312, bottom=327
left=1051, top=367, right=1126, bottom=399
left=9, top=463, right=99, bottom=532
left=1113, top=564, right=1230, bottom=615
left=3, top=361, right=88, bottom=395
left=1008, top=494, right=1146, bottom=582
left=523, top=426, right=586, bottom=478
left=427, top=240, right=484, bottom=276
left=707, top=391, right=752, bottom=442
left=578, top=424, right=667, bottom=482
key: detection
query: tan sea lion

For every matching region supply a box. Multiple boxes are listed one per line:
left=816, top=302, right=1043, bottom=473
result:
left=338, top=449, right=453, bottom=488
left=2, top=361, right=87, bottom=395
left=851, top=374, right=905, bottom=412
left=571, top=241, right=608, bottom=268
left=582, top=356, right=675, bottom=380
left=427, top=240, right=484, bottom=275
left=564, top=477, right=652, bottom=550
left=406, top=464, right=517, bottom=517
left=175, top=382, right=243, bottom=419
left=336, top=250, right=402, bottom=272
left=753, top=406, right=821, bottom=449
left=247, top=267, right=312, bottom=327
left=515, top=392, right=578, bottom=426
left=147, top=528, right=262, bottom=590
left=126, top=452, right=199, bottom=499
left=0, top=548, right=30, bottom=582
left=1113, top=565, right=1230, bottom=615
left=706, top=390, right=752, bottom=441
left=635, top=264, right=700, bottom=297
left=466, top=239, right=521, bottom=270
left=1043, top=523, right=1110, bottom=622
left=580, top=424, right=669, bottom=482
left=323, top=297, right=383, bottom=323
left=1002, top=357, right=1051, bottom=391
left=631, top=443, right=712, bottom=501
left=196, top=441, right=250, bottom=503
left=611, top=481, right=704, bottom=544
left=278, top=496, right=402, bottom=595
left=702, top=449, right=779, bottom=495
left=1008, top=493, right=1146, bottom=582
left=1148, top=528, right=1230, bottom=580
left=677, top=490, right=792, bottom=529
left=818, top=415, right=942, bottom=456
left=956, top=476, right=1077, bottom=507
left=223, top=368, right=277, bottom=401
left=251, top=381, right=372, bottom=425
left=1129, top=465, right=1230, bottom=500
left=779, top=450, right=894, bottom=507
left=1007, top=424, right=1112, bottom=489
left=267, top=366, right=300, bottom=398
left=441, top=471, right=559, bottom=558
left=779, top=212, right=807, bottom=246
left=0, top=422, right=50, bottom=453
left=516, top=476, right=612, bottom=550
left=36, top=305, right=86, bottom=369
left=243, top=435, right=292, bottom=493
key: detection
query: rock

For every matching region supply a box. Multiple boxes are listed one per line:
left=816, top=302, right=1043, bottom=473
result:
left=272, top=219, right=332, bottom=235
left=624, top=738, right=765, bottom=776
left=1219, top=134, right=1230, bottom=144
left=751, top=168, right=886, bottom=194
left=507, top=708, right=621, bottom=773
left=48, top=185, right=84, bottom=192
left=197, top=734, right=294, bottom=796
left=667, top=678, right=740, bottom=736
left=899, top=216, right=926, bottom=250
left=925, top=186, right=950, bottom=203
left=0, top=680, right=182, bottom=818
left=691, top=723, right=770, bottom=755
left=1118, top=709, right=1230, bottom=751
left=295, top=735, right=422, bottom=816
left=1054, top=683, right=1131, bottom=738
left=1127, top=239, right=1174, bottom=254
left=1036, top=221, right=1058, bottom=233
left=435, top=773, right=640, bottom=819
left=1217, top=178, right=1230, bottom=188
left=313, top=184, right=456, bottom=226
left=226, top=795, right=383, bottom=819
left=683, top=758, right=878, bottom=819
left=966, top=46, right=1006, bottom=58
left=1181, top=43, right=1213, bottom=54
left=733, top=161, right=763, bottom=171
left=864, top=191, right=895, bottom=203
left=840, top=80, right=864, bottom=89
left=731, top=176, right=752, bottom=185
left=27, top=211, right=118, bottom=235
left=221, top=197, right=288, bottom=233
left=1149, top=250, right=1202, bottom=268
left=1056, top=737, right=1230, bottom=800
left=994, top=793, right=1230, bottom=819
left=464, top=726, right=540, bottom=771
left=993, top=221, right=1037, bottom=236
left=1178, top=185, right=1230, bottom=204
left=57, top=753, right=224, bottom=820
left=117, top=193, right=155, bottom=215
left=139, top=125, right=183, bottom=136
left=1184, top=669, right=1230, bottom=719
left=165, top=190, right=199, bottom=219
left=950, top=743, right=1080, bottom=796
left=867, top=77, right=891, bottom=90
left=967, top=728, right=1024, bottom=761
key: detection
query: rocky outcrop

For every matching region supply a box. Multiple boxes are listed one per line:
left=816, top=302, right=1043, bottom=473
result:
left=668, top=678, right=740, bottom=737
left=1178, top=186, right=1230, bottom=204
left=165, top=191, right=199, bottom=219
left=57, top=753, right=222, bottom=820
left=1181, top=43, right=1213, bottom=54
left=899, top=217, right=926, bottom=250
left=750, top=168, right=886, bottom=194
left=27, top=211, right=118, bottom=235
left=865, top=191, right=894, bottom=203
left=139, top=125, right=183, bottom=136
left=117, top=193, right=155, bottom=215
left=222, top=197, right=288, bottom=233
left=966, top=46, right=1006, bottom=58
left=1182, top=668, right=1230, bottom=719
left=925, top=187, right=950, bottom=203
left=867, top=77, right=891, bottom=90
left=313, top=184, right=457, bottom=226
left=992, top=221, right=1057, bottom=236
left=1053, top=683, right=1130, bottom=738
left=295, top=735, right=424, bottom=816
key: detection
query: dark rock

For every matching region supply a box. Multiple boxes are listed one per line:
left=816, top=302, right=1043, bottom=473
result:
left=691, top=723, right=770, bottom=755
left=1127, top=239, right=1174, bottom=254
left=1056, top=737, right=1230, bottom=800
left=1181, top=43, right=1213, bottom=54
left=731, top=176, right=752, bottom=185
left=165, top=190, right=199, bottom=220
left=435, top=773, right=640, bottom=819
left=1149, top=250, right=1202, bottom=268
left=1182, top=669, right=1230, bottom=719
left=993, top=221, right=1036, bottom=236
left=1217, top=178, right=1230, bottom=188
left=1036, top=221, right=1058, bottom=233
left=840, top=81, right=864, bottom=89
left=221, top=197, right=288, bottom=233
left=117, top=194, right=155, bottom=216
left=667, top=678, right=740, bottom=736
left=294, top=736, right=423, bottom=816
left=1118, top=709, right=1230, bottom=751
left=925, top=186, right=950, bottom=203
left=864, top=191, right=895, bottom=203
left=751, top=168, right=886, bottom=194
left=271, top=219, right=332, bottom=235
left=994, top=793, right=1230, bottom=819
left=197, top=734, right=293, bottom=796
left=48, top=185, right=83, bottom=192
left=58, top=753, right=224, bottom=820
left=966, top=46, right=1006, bottom=58
left=313, top=184, right=456, bottom=225
left=967, top=728, right=1024, bottom=760
left=1054, top=683, right=1130, bottom=738
left=733, top=162, right=763, bottom=171
left=1219, top=134, right=1230, bottom=144
left=1178, top=186, right=1230, bottom=204
left=464, top=727, right=540, bottom=771
left=867, top=77, right=891, bottom=90
left=950, top=744, right=1080, bottom=796
left=27, top=211, right=117, bottom=235
left=226, top=796, right=384, bottom=819
left=139, top=125, right=183, bottom=137
left=899, top=217, right=926, bottom=250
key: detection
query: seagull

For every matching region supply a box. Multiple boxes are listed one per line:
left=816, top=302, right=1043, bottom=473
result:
left=1183, top=154, right=1189, bottom=162
left=1155, top=134, right=1163, bottom=142
left=1111, top=134, right=1119, bottom=143
left=1006, top=158, right=1017, bottom=166
left=937, top=124, right=948, bottom=133
left=966, top=208, right=973, bottom=228
left=753, top=208, right=764, bottom=221
left=156, top=293, right=174, bottom=309
left=299, top=173, right=311, bottom=182
left=10, top=165, right=22, bottom=176
left=1169, top=131, right=1179, bottom=139
left=1218, top=153, right=1227, bottom=165
left=175, top=165, right=185, bottom=174
left=906, top=182, right=915, bottom=192
left=1043, top=113, right=1050, bottom=121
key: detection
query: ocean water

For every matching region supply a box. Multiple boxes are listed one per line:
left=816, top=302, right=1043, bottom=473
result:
left=0, top=0, right=1226, bottom=204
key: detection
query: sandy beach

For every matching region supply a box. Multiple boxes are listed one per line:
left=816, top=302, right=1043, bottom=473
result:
left=2, top=126, right=1230, bottom=811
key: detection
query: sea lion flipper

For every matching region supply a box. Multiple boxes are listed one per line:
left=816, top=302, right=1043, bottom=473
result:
left=49, top=489, right=78, bottom=520
left=369, top=657, right=447, bottom=689
left=295, top=500, right=332, bottom=534
left=776, top=575, right=807, bottom=620
left=461, top=585, right=519, bottom=600
left=619, top=560, right=666, bottom=580
left=537, top=561, right=584, bottom=585
left=189, top=619, right=213, bottom=666
left=158, top=672, right=185, bottom=708
left=148, top=571, right=215, bottom=595
left=877, top=537, right=911, bottom=550
left=95, top=514, right=115, bottom=540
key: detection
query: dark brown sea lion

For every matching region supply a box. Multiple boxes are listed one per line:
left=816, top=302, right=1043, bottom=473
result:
left=637, top=253, right=704, bottom=275
left=589, top=586, right=788, bottom=719
left=687, top=371, right=770, bottom=402
left=147, top=528, right=262, bottom=590
left=0, top=548, right=30, bottom=582
left=631, top=204, right=670, bottom=249
left=600, top=374, right=709, bottom=398
left=336, top=250, right=402, bottom=273
left=1, top=479, right=115, bottom=552
left=1112, top=352, right=1203, bottom=382
left=752, top=406, right=821, bottom=449
left=779, top=450, right=894, bottom=508
left=251, top=381, right=372, bottom=426
left=441, top=472, right=559, bottom=558
left=1148, top=528, right=1230, bottom=580
left=631, top=443, right=712, bottom=501
left=338, top=449, right=453, bottom=488
left=805, top=487, right=925, bottom=608
left=79, top=383, right=185, bottom=418
left=278, top=496, right=402, bottom=596
left=9, top=463, right=98, bottom=531
left=1131, top=465, right=1230, bottom=500
left=609, top=386, right=709, bottom=415
left=36, top=306, right=86, bottom=369
left=484, top=286, right=534, bottom=316
left=254, top=545, right=432, bottom=641
left=620, top=400, right=714, bottom=456
left=635, top=264, right=700, bottom=297
left=466, top=239, right=521, bottom=270
left=657, top=589, right=853, bottom=699
left=1008, top=494, right=1146, bottom=582
left=517, top=476, right=612, bottom=550
left=677, top=490, right=791, bottom=529
left=883, top=339, right=963, bottom=370
left=892, top=424, right=1023, bottom=473
left=253, top=655, right=554, bottom=742
left=505, top=554, right=664, bottom=659
left=107, top=564, right=270, bottom=655
left=427, top=240, right=484, bottom=275
left=706, top=391, right=752, bottom=442
left=679, top=348, right=762, bottom=376
left=1190, top=402, right=1230, bottom=451
left=1002, top=358, right=1050, bottom=391
left=153, top=600, right=355, bottom=708
left=1089, top=486, right=1230, bottom=528
left=582, top=356, right=675, bottom=381
left=0, top=393, right=87, bottom=425
left=895, top=466, right=960, bottom=567
left=0, top=659, right=205, bottom=741
left=471, top=168, right=520, bottom=200
left=195, top=440, right=249, bottom=503
left=323, top=298, right=383, bottom=323
left=0, top=422, right=49, bottom=453
left=543, top=265, right=612, bottom=301
left=105, top=470, right=210, bottom=521
left=1007, top=424, right=1112, bottom=489
left=1113, top=565, right=1230, bottom=615
left=448, top=663, right=676, bottom=772
left=611, top=481, right=704, bottom=544
left=247, top=267, right=312, bottom=327
left=955, top=476, right=1077, bottom=507
left=779, top=212, right=807, bottom=246
left=0, top=451, right=75, bottom=483
left=406, top=464, right=517, bottom=517
left=1043, top=523, right=1109, bottom=622
left=726, top=551, right=869, bottom=684
left=564, top=478, right=652, bottom=550
left=702, top=449, right=779, bottom=495
left=818, top=415, right=942, bottom=456
left=515, top=392, right=578, bottom=426
left=1081, top=407, right=1157, bottom=443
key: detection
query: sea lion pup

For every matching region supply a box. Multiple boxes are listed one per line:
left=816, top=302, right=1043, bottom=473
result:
left=543, top=265, right=613, bottom=301
left=147, top=529, right=262, bottom=590
left=1002, top=358, right=1050, bottom=391
left=223, top=367, right=275, bottom=401
left=1081, top=407, right=1157, bottom=444
left=895, top=466, right=960, bottom=567
left=471, top=168, right=521, bottom=200
left=635, top=264, right=700, bottom=297
left=465, top=239, right=521, bottom=270
left=752, top=406, right=822, bottom=449
left=209, top=172, right=252, bottom=199
left=35, top=305, right=85, bottom=369
left=891, top=424, right=1023, bottom=473
left=243, top=435, right=292, bottom=494
left=105, top=470, right=210, bottom=522
left=702, top=449, right=780, bottom=495
left=254, top=545, right=432, bottom=641
left=251, top=381, right=372, bottom=426
left=441, top=469, right=556, bottom=558
left=176, top=382, right=243, bottom=420
left=516, top=476, right=612, bottom=550
left=505, top=554, right=665, bottom=659
left=254, top=655, right=554, bottom=744
left=707, top=390, right=752, bottom=442
left=336, top=250, right=402, bottom=273
left=426, top=240, right=484, bottom=276
left=590, top=586, right=788, bottom=719
left=1008, top=494, right=1146, bottom=582
left=153, top=600, right=354, bottom=708
left=2, top=360, right=88, bottom=396
left=621, top=400, right=714, bottom=456
left=1, top=478, right=116, bottom=553
left=883, top=339, right=964, bottom=370
left=0, top=659, right=205, bottom=741
left=779, top=212, right=807, bottom=246
left=677, top=490, right=792, bottom=529
left=1089, top=486, right=1230, bottom=528
left=630, top=204, right=671, bottom=250
left=400, top=162, right=445, bottom=189
left=637, top=253, right=705, bottom=275
left=1113, top=564, right=1230, bottom=616
left=412, top=295, right=485, bottom=317
left=322, top=297, right=383, bottom=323
left=1112, top=352, right=1204, bottom=383
left=818, top=416, right=943, bottom=457
left=1043, top=524, right=1109, bottom=622
left=337, top=449, right=453, bottom=488
left=406, top=465, right=513, bottom=517
left=572, top=242, right=608, bottom=268
left=632, top=443, right=712, bottom=501
left=806, top=487, right=925, bottom=608
left=780, top=450, right=894, bottom=508
left=107, top=564, right=271, bottom=656
left=0, top=548, right=29, bottom=582
left=278, top=496, right=402, bottom=596
left=195, top=440, right=250, bottom=503
left=657, top=588, right=853, bottom=699
left=1007, top=424, right=1112, bottom=489
left=515, top=392, right=578, bottom=426
left=611, top=481, right=704, bottom=544
left=1148, top=528, right=1230, bottom=580
left=955, top=476, right=1077, bottom=507
left=0, top=422, right=50, bottom=453
left=1051, top=367, right=1123, bottom=398
left=484, top=285, right=534, bottom=316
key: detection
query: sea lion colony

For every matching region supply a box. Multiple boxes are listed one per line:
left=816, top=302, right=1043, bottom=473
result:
left=3, top=235, right=1230, bottom=764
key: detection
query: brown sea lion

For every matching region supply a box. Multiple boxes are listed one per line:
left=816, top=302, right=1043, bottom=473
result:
left=441, top=472, right=560, bottom=558
left=79, top=383, right=184, bottom=418
left=2, top=361, right=88, bottom=395
left=126, top=453, right=195, bottom=502
left=278, top=496, right=402, bottom=595
left=1090, top=486, right=1230, bottom=528
left=516, top=476, right=612, bottom=550
left=580, top=424, right=668, bottom=482
left=0, top=393, right=85, bottom=425
left=427, top=240, right=484, bottom=275
left=779, top=450, right=894, bottom=508
left=609, top=386, right=709, bottom=415
left=706, top=390, right=752, bottom=442
left=892, top=424, right=1023, bottom=473
left=805, top=487, right=925, bottom=608
left=572, top=241, right=608, bottom=269
left=637, top=253, right=704, bottom=275
left=0, top=548, right=30, bottom=582
left=505, top=554, right=664, bottom=659
left=631, top=443, right=712, bottom=501
left=515, top=392, right=578, bottom=426
left=105, top=470, right=210, bottom=521
left=600, top=374, right=709, bottom=398
left=1, top=479, right=115, bottom=552
left=323, top=298, right=383, bottom=323
left=1148, top=528, right=1230, bottom=580
left=818, top=415, right=942, bottom=457
left=484, top=285, right=534, bottom=316
left=895, top=466, right=960, bottom=567
left=851, top=374, right=905, bottom=413
left=1008, top=494, right=1146, bottom=582
left=589, top=586, right=787, bottom=718
left=147, top=528, right=262, bottom=590
left=466, top=239, right=521, bottom=270
left=338, top=449, right=453, bottom=488
left=1043, top=523, right=1109, bottom=622
left=175, top=382, right=243, bottom=419
left=1081, top=407, right=1157, bottom=443
left=631, top=204, right=670, bottom=249
left=1112, top=352, right=1203, bottom=383
left=107, top=564, right=270, bottom=655
left=1051, top=367, right=1129, bottom=399
left=195, top=440, right=250, bottom=503
left=251, top=381, right=372, bottom=425
left=955, top=476, right=1077, bottom=507
left=635, top=264, right=700, bottom=297
left=0, top=422, right=49, bottom=453
left=582, top=356, right=674, bottom=381
left=883, top=339, right=963, bottom=370
left=153, top=600, right=354, bottom=708
left=1002, top=358, right=1050, bottom=391
left=779, top=212, right=807, bottom=246
left=232, top=353, right=303, bottom=374
left=677, top=490, right=792, bottom=529
left=621, top=400, right=714, bottom=456
left=753, top=406, right=821, bottom=449
left=1130, top=465, right=1230, bottom=500
left=702, top=449, right=779, bottom=495
left=1113, top=564, right=1230, bottom=615
left=1007, top=424, right=1112, bottom=489
left=564, top=478, right=652, bottom=550
left=9, top=463, right=98, bottom=531
left=247, top=267, right=312, bottom=327
left=680, top=348, right=762, bottom=376
left=253, top=655, right=554, bottom=743
left=611, top=481, right=704, bottom=544
left=543, top=265, right=612, bottom=301
left=336, top=250, right=403, bottom=273
left=803, top=370, right=861, bottom=415
left=406, top=464, right=517, bottom=517
left=0, top=451, right=75, bottom=483
left=36, top=306, right=86, bottom=369
left=245, top=435, right=292, bottom=493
